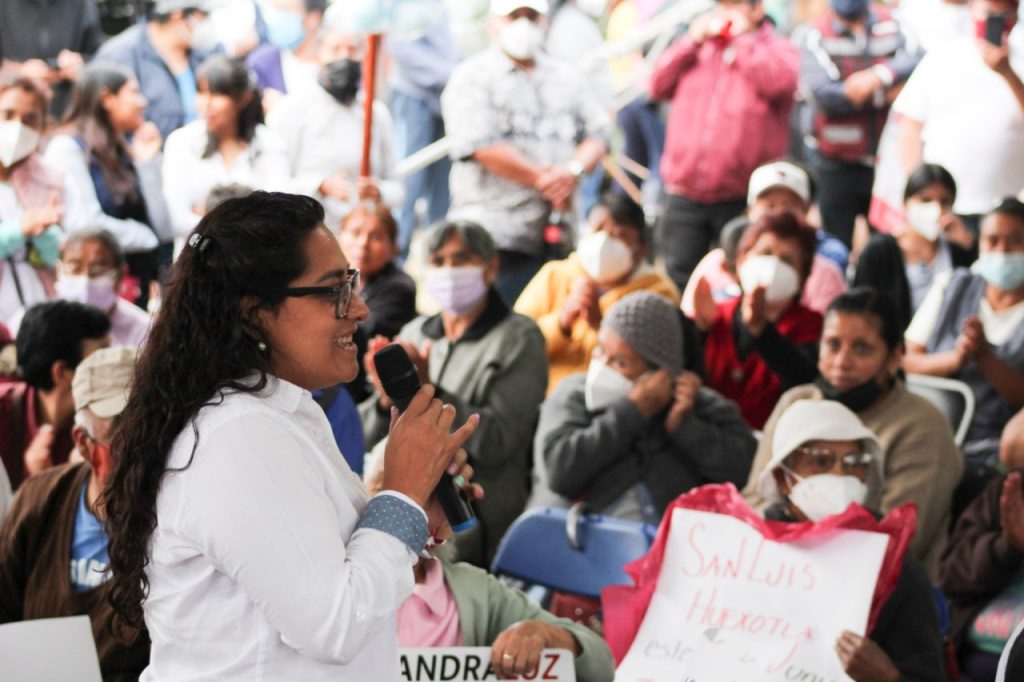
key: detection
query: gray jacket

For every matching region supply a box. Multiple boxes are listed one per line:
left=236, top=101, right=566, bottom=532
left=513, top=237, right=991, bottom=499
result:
left=530, top=373, right=756, bottom=517
left=360, top=291, right=548, bottom=565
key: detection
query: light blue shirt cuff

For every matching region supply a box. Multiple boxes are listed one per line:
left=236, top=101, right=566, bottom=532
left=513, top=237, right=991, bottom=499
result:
left=357, top=492, right=429, bottom=553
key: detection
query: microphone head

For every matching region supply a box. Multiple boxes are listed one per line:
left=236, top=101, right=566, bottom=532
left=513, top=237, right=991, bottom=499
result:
left=373, top=344, right=421, bottom=412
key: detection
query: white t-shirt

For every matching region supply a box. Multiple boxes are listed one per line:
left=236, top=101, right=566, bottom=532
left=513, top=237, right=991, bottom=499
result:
left=906, top=269, right=1024, bottom=346
left=895, top=0, right=972, bottom=53
left=893, top=31, right=1024, bottom=214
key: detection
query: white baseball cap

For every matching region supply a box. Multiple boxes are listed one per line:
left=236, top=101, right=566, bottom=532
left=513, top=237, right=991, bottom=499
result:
left=756, top=399, right=884, bottom=505
left=747, top=161, right=811, bottom=207
left=491, top=0, right=549, bottom=16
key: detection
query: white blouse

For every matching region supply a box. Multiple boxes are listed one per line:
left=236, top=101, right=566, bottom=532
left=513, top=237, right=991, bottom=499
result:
left=161, top=122, right=292, bottom=238
left=142, top=376, right=421, bottom=680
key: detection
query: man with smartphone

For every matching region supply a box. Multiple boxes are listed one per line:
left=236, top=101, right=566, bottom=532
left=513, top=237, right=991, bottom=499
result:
left=895, top=0, right=1024, bottom=239
left=649, top=0, right=799, bottom=294
left=0, top=0, right=103, bottom=116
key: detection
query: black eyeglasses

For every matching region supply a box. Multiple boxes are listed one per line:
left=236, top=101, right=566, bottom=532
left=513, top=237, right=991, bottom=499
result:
left=281, top=269, right=360, bottom=319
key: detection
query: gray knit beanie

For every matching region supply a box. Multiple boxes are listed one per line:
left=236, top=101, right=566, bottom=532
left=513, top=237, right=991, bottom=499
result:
left=602, top=291, right=683, bottom=375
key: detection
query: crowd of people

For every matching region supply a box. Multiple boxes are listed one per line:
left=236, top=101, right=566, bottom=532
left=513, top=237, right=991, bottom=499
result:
left=0, top=0, right=1023, bottom=679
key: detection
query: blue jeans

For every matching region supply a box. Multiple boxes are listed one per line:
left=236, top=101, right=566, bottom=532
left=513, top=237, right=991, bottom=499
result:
left=616, top=97, right=665, bottom=191
left=390, top=90, right=451, bottom=259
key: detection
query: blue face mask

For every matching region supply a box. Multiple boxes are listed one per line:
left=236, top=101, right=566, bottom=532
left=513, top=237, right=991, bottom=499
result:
left=831, top=0, right=869, bottom=20
left=974, top=252, right=1024, bottom=292
left=266, top=9, right=305, bottom=52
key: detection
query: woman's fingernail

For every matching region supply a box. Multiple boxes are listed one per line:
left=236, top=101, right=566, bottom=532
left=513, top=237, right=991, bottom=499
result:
left=453, top=475, right=466, bottom=488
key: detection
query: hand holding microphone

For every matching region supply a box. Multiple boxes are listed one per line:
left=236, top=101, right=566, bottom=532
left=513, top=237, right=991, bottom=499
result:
left=375, top=344, right=479, bottom=532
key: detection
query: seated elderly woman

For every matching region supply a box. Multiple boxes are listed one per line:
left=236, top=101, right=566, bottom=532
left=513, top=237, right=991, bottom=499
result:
left=743, top=288, right=962, bottom=576
left=904, top=198, right=1024, bottom=466
left=337, top=202, right=416, bottom=341
left=8, top=229, right=151, bottom=347
left=938, top=419, right=1024, bottom=682
left=702, top=211, right=824, bottom=429
left=530, top=291, right=756, bottom=524
left=758, top=399, right=945, bottom=682
left=360, top=220, right=548, bottom=566
left=363, top=458, right=614, bottom=682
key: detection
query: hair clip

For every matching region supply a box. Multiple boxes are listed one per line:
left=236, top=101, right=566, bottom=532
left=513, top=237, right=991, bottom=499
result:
left=187, top=233, right=211, bottom=253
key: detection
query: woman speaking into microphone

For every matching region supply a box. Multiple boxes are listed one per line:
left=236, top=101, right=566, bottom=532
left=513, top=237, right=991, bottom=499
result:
left=102, top=192, right=480, bottom=680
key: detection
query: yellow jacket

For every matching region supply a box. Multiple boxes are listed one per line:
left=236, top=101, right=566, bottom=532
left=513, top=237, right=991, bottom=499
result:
left=514, top=254, right=680, bottom=394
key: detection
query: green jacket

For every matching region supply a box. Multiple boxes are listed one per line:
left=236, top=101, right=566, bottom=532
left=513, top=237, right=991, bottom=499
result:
left=360, top=290, right=548, bottom=565
left=440, top=560, right=615, bottom=682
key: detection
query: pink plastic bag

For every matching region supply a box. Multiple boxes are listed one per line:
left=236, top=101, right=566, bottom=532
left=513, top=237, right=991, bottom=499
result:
left=601, top=483, right=917, bottom=664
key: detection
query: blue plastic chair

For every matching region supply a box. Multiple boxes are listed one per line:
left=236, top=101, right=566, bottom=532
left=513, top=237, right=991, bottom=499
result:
left=490, top=505, right=657, bottom=599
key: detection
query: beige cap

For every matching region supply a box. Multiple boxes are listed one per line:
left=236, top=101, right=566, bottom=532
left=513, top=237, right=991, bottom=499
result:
left=72, top=346, right=137, bottom=419
left=757, top=399, right=884, bottom=504
left=491, top=0, right=549, bottom=15
left=747, top=161, right=811, bottom=207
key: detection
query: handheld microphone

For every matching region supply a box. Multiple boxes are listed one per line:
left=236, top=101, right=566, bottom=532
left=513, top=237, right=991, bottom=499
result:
left=373, top=344, right=477, bottom=533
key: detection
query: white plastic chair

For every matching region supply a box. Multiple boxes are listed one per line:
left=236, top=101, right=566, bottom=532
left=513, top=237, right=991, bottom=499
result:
left=905, top=374, right=976, bottom=448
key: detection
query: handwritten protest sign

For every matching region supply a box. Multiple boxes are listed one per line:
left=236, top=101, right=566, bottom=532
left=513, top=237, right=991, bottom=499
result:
left=400, top=647, right=576, bottom=681
left=614, top=508, right=889, bottom=682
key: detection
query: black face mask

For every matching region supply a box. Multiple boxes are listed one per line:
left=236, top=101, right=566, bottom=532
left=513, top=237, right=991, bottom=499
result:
left=815, top=375, right=885, bottom=413
left=319, top=58, right=362, bottom=105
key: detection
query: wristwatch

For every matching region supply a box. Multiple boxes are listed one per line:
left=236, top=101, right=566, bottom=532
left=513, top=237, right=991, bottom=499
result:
left=566, top=159, right=585, bottom=179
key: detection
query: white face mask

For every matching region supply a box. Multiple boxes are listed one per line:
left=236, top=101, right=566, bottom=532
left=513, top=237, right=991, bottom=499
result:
left=738, top=254, right=801, bottom=305
left=905, top=201, right=942, bottom=242
left=189, top=18, right=221, bottom=53
left=424, top=265, right=488, bottom=317
left=584, top=359, right=634, bottom=412
left=499, top=17, right=545, bottom=61
left=55, top=272, right=119, bottom=311
left=0, top=120, right=41, bottom=168
left=577, top=231, right=634, bottom=284
left=785, top=469, right=868, bottom=522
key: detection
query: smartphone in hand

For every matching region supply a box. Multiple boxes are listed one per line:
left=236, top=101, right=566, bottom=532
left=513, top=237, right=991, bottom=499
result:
left=985, top=14, right=1008, bottom=47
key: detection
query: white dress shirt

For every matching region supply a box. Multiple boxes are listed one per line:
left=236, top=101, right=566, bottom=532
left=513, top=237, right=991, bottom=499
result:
left=266, top=87, right=404, bottom=228
left=142, top=376, right=421, bottom=680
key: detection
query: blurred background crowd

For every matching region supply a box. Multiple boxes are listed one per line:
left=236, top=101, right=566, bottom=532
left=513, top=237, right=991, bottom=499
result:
left=0, top=0, right=1023, bottom=679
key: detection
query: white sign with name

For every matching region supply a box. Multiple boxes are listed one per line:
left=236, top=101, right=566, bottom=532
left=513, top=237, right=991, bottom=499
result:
left=615, top=508, right=889, bottom=682
left=400, top=647, right=576, bottom=681
left=0, top=615, right=103, bottom=682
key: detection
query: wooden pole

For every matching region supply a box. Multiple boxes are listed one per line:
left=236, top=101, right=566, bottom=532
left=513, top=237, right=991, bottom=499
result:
left=360, top=33, right=381, bottom=179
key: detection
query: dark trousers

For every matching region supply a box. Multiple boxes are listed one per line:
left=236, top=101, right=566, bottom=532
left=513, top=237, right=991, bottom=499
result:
left=655, top=192, right=747, bottom=292
left=495, top=249, right=546, bottom=307
left=616, top=97, right=666, bottom=191
left=812, top=153, right=875, bottom=250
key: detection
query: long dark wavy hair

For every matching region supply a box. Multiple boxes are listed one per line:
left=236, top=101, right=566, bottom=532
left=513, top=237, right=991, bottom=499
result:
left=197, top=55, right=264, bottom=159
left=62, top=63, right=140, bottom=204
left=101, top=191, right=326, bottom=639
